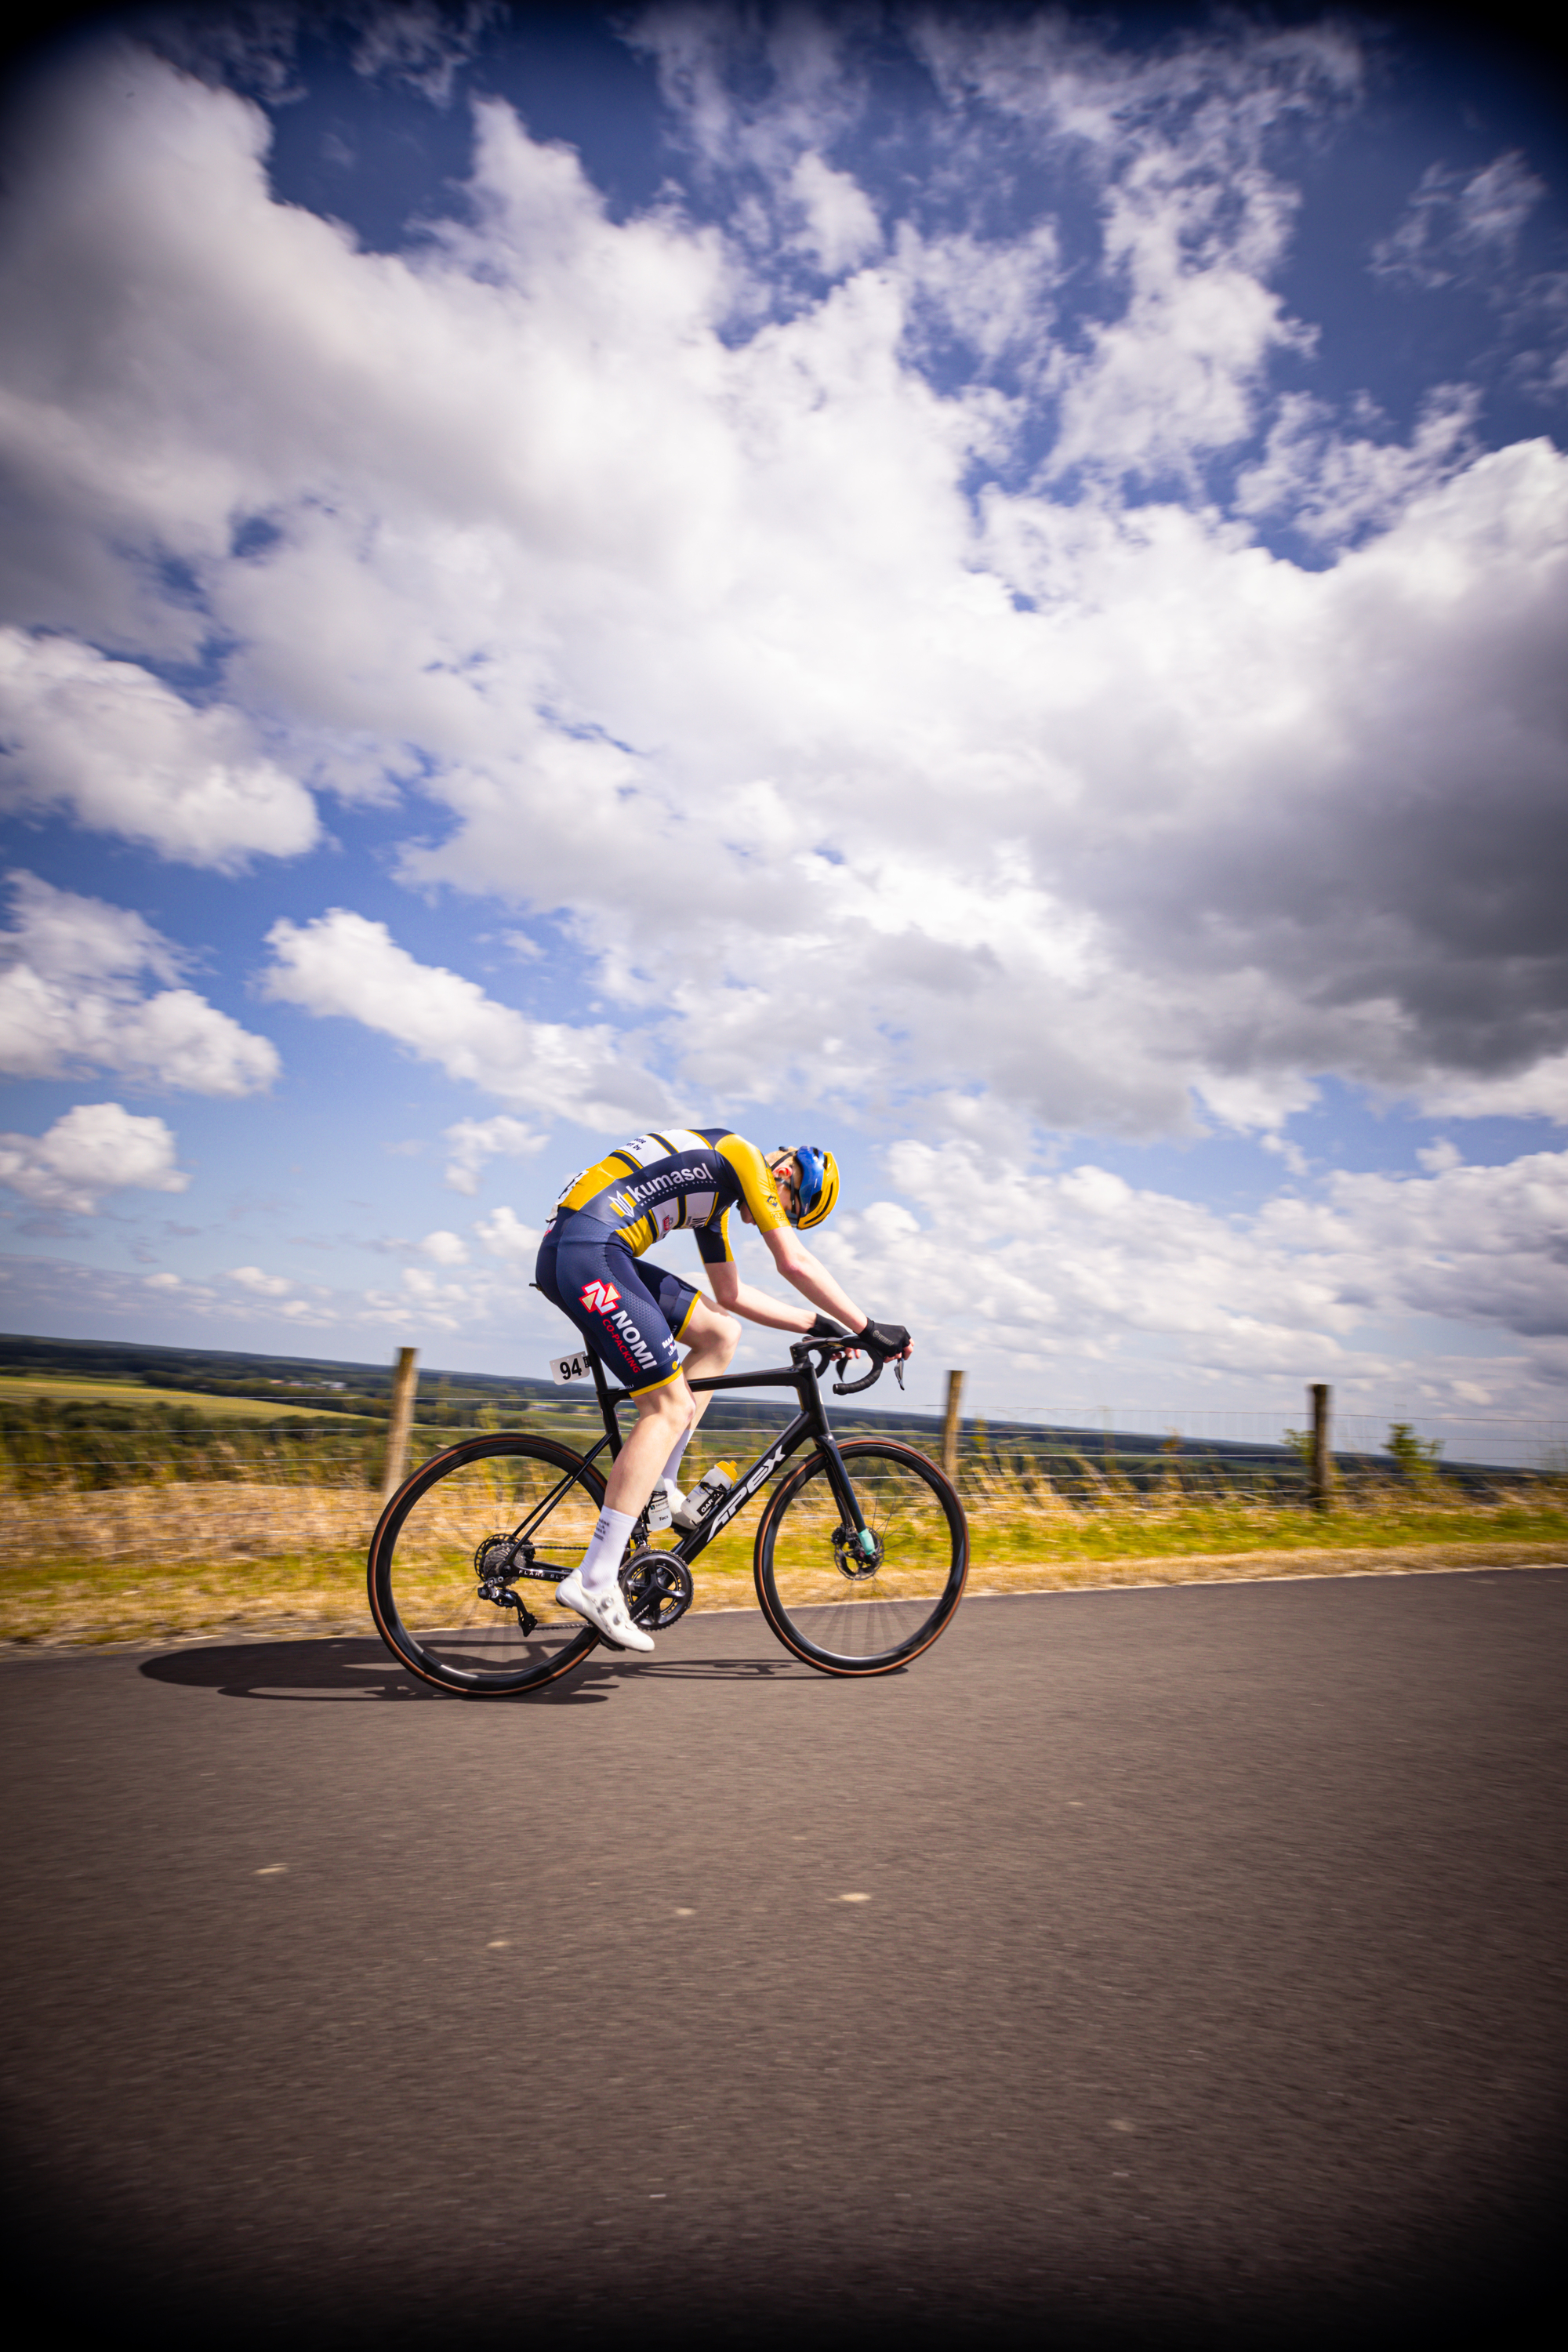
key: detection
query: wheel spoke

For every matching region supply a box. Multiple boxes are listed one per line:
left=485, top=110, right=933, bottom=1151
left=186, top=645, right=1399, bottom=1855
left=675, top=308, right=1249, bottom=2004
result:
left=757, top=1440, right=967, bottom=1675
left=369, top=1436, right=603, bottom=1695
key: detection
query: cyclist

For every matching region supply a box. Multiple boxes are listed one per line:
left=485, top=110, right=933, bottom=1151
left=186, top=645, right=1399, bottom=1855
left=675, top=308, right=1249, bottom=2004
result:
left=535, top=1127, right=911, bottom=1651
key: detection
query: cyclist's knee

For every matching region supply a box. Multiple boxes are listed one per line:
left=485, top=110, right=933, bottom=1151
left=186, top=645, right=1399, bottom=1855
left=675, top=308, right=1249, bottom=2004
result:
left=685, top=1298, right=739, bottom=1363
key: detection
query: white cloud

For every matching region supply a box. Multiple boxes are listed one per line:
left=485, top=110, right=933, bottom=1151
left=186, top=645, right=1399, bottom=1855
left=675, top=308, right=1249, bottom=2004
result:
left=261, top=909, right=662, bottom=1126
left=229, top=1264, right=293, bottom=1296
left=442, top=1112, right=547, bottom=1195
left=0, top=1102, right=189, bottom=1214
left=0, top=23, right=1564, bottom=1192
left=786, top=152, right=880, bottom=275
left=1235, top=384, right=1482, bottom=546
left=1415, top=1054, right=1568, bottom=1125
left=1371, top=150, right=1548, bottom=291
left=417, top=1228, right=468, bottom=1265
left=1194, top=1071, right=1320, bottom=1136
left=474, top=1203, right=542, bottom=1263
left=0, top=870, right=279, bottom=1094
left=0, top=629, right=319, bottom=869
left=827, top=1138, right=1568, bottom=1414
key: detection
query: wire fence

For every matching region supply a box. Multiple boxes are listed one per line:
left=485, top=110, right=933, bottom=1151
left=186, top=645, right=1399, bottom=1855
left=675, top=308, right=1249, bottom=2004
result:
left=1007, top=1406, right=1568, bottom=1477
left=2, top=1405, right=1561, bottom=1577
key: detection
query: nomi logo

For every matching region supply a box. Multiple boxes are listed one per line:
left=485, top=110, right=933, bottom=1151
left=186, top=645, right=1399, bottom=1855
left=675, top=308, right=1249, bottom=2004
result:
left=580, top=1279, right=621, bottom=1313
left=609, top=1308, right=657, bottom=1369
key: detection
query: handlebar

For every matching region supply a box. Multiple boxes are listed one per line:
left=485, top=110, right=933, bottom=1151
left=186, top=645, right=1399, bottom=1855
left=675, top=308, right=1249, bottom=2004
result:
left=787, top=1337, right=906, bottom=1396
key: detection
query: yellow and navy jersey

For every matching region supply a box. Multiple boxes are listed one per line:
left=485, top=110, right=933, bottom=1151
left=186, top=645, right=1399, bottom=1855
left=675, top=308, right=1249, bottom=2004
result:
left=555, top=1127, right=789, bottom=1265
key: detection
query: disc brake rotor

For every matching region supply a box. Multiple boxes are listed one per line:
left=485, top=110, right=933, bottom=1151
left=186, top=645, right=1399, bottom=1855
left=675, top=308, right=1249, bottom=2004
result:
left=833, top=1523, right=883, bottom=1580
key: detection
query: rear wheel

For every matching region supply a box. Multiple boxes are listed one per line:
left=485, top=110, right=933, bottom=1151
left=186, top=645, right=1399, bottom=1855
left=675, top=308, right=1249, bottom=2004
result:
left=753, top=1439, right=967, bottom=1675
left=368, top=1433, right=604, bottom=1696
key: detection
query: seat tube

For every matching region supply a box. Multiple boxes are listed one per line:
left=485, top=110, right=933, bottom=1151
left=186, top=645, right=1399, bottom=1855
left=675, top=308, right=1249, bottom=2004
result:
left=590, top=1352, right=623, bottom=1458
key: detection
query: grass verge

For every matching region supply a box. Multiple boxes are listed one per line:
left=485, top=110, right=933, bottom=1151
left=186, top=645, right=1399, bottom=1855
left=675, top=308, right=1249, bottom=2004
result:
left=2, top=1486, right=1563, bottom=1650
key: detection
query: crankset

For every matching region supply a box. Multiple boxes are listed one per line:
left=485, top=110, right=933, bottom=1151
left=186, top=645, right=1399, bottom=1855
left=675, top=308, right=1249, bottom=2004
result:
left=619, top=1544, right=695, bottom=1630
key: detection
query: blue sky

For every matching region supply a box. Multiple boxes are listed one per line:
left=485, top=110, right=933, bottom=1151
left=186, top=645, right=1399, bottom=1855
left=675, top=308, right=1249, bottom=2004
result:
left=2, top=2, right=1566, bottom=1438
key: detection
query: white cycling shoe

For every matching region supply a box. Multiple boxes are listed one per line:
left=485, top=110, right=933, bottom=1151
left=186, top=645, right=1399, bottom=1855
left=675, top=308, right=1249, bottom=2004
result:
left=554, top=1569, right=655, bottom=1653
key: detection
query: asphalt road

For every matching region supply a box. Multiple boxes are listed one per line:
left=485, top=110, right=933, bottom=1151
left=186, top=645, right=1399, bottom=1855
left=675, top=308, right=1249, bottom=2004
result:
left=3, top=1570, right=1565, bottom=2350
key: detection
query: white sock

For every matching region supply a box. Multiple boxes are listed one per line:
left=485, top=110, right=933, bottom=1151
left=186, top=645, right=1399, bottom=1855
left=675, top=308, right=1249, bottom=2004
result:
left=661, top=1427, right=695, bottom=1490
left=575, top=1506, right=637, bottom=1595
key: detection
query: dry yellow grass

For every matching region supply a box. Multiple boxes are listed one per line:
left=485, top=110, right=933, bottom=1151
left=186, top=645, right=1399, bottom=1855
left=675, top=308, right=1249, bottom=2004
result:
left=1, top=1462, right=1563, bottom=1651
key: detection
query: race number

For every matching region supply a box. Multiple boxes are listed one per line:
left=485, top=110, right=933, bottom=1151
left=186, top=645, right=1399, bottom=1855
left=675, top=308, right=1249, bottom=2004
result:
left=550, top=1350, right=593, bottom=1385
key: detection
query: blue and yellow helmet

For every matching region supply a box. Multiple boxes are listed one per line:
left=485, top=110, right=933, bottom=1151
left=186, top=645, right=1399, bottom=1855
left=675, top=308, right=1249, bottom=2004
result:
left=781, top=1145, right=838, bottom=1230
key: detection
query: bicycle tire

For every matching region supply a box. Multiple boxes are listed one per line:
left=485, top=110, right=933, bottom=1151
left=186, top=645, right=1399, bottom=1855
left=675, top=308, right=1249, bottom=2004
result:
left=368, top=1432, right=604, bottom=1697
left=753, top=1438, right=967, bottom=1675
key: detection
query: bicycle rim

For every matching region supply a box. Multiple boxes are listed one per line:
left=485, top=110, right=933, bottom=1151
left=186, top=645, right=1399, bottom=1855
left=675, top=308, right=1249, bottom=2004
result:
left=368, top=1433, right=604, bottom=1696
left=754, top=1439, right=967, bottom=1675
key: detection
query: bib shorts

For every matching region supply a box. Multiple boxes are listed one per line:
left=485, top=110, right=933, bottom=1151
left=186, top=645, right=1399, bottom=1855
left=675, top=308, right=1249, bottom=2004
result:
left=536, top=1211, right=701, bottom=1396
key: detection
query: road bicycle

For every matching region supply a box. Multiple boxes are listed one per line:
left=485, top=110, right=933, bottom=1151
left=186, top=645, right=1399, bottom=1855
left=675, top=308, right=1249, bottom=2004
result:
left=367, top=1334, right=968, bottom=1697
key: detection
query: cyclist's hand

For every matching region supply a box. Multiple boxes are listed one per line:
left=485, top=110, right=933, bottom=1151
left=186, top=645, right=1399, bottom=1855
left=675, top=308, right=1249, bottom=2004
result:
left=808, top=1312, right=851, bottom=1340
left=856, top=1319, right=912, bottom=1360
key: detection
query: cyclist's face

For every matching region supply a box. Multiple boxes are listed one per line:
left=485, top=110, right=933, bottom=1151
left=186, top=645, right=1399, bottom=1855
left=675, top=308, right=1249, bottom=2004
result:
left=772, top=1158, right=799, bottom=1221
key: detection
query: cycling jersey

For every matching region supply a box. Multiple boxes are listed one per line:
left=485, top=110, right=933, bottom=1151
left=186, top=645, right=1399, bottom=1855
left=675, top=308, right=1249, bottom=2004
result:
left=555, top=1127, right=789, bottom=1267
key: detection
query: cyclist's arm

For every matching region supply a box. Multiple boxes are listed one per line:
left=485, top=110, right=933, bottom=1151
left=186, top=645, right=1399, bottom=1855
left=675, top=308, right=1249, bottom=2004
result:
left=707, top=1229, right=868, bottom=1337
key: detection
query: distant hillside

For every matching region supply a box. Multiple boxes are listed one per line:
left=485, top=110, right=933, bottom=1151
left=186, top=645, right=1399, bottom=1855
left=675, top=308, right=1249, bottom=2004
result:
left=2, top=1329, right=1515, bottom=1486
left=0, top=1327, right=1290, bottom=1457
left=0, top=1331, right=549, bottom=1431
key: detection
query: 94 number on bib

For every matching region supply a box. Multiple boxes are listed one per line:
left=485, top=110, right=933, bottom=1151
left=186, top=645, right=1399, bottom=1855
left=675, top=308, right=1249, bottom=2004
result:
left=550, top=1349, right=593, bottom=1385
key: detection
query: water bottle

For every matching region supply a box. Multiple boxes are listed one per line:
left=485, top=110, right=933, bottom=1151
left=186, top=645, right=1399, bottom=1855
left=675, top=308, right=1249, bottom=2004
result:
left=675, top=1461, right=739, bottom=1530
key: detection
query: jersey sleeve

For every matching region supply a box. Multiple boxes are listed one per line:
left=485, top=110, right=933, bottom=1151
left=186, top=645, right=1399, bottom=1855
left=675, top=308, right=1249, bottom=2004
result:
left=717, top=1134, right=789, bottom=1236
left=695, top=1210, right=735, bottom=1267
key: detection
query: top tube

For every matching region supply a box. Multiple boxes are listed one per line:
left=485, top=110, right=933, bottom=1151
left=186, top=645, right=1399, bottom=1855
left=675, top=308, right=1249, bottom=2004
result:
left=592, top=1337, right=845, bottom=1413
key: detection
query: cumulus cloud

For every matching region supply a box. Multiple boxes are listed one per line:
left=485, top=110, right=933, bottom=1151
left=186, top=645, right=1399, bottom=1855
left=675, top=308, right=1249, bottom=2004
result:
left=0, top=870, right=278, bottom=1094
left=230, top=1263, right=293, bottom=1295
left=5, top=36, right=1562, bottom=1150
left=1235, top=385, right=1482, bottom=546
left=0, top=630, right=319, bottom=868
left=0, top=1102, right=189, bottom=1214
left=417, top=1228, right=468, bottom=1265
left=442, top=1113, right=548, bottom=1195
left=826, top=1138, right=1568, bottom=1411
left=261, top=909, right=662, bottom=1125
left=474, top=1203, right=542, bottom=1263
left=2, top=15, right=1566, bottom=1415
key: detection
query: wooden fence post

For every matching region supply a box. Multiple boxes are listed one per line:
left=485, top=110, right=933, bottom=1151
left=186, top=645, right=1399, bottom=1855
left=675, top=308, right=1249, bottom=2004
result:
left=1310, top=1381, right=1334, bottom=1511
left=380, top=1346, right=419, bottom=1506
left=942, top=1369, right=964, bottom=1486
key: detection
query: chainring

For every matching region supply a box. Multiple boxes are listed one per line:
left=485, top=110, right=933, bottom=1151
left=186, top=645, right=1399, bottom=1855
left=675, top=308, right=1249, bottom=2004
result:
left=619, top=1544, right=695, bottom=1630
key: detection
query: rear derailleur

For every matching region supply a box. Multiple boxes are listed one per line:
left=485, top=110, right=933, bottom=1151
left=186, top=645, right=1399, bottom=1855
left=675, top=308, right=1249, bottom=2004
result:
left=472, top=1534, right=539, bottom=1635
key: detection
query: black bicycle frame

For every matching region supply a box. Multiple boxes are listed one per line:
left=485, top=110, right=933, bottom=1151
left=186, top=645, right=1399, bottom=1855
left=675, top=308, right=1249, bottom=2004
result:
left=574, top=1341, right=873, bottom=1560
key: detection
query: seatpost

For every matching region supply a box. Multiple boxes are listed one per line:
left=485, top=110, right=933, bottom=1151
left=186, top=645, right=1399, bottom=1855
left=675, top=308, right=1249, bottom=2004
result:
left=589, top=1350, right=624, bottom=1457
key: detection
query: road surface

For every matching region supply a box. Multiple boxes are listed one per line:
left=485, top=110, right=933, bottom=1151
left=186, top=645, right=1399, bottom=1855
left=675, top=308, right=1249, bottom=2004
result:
left=3, top=1569, right=1565, bottom=2347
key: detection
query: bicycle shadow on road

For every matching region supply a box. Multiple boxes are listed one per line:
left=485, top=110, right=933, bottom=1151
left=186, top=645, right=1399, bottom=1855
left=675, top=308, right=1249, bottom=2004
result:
left=137, top=1636, right=822, bottom=1701
left=136, top=1636, right=615, bottom=1704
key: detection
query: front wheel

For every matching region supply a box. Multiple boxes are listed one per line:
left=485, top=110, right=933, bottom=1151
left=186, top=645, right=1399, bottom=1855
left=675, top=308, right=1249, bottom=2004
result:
left=368, top=1432, right=604, bottom=1696
left=753, top=1439, right=967, bottom=1675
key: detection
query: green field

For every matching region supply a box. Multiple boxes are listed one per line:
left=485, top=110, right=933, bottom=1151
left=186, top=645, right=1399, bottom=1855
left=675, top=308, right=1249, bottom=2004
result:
left=0, top=1374, right=376, bottom=1423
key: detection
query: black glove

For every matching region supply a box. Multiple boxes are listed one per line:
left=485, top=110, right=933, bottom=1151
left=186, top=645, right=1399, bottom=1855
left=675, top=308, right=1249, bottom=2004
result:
left=808, top=1312, right=851, bottom=1340
left=856, top=1319, right=911, bottom=1358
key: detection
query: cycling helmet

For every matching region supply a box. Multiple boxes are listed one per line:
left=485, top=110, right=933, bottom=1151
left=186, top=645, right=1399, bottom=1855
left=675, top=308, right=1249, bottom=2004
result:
left=782, top=1144, right=838, bottom=1230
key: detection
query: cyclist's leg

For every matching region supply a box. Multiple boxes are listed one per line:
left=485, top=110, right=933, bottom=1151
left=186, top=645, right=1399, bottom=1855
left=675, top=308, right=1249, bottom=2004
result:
left=640, top=1264, right=739, bottom=1482
left=539, top=1221, right=692, bottom=1639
